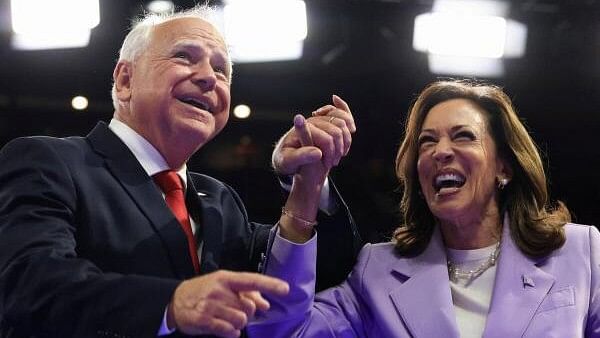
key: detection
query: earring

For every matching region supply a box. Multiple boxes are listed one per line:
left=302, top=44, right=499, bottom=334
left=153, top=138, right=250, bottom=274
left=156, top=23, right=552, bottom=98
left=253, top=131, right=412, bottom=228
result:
left=497, top=177, right=509, bottom=190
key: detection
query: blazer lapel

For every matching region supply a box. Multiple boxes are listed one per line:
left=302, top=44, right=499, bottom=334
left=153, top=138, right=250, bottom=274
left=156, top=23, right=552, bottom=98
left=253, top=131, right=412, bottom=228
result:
left=87, top=122, right=196, bottom=279
left=483, top=223, right=555, bottom=338
left=389, top=228, right=460, bottom=338
left=187, top=173, right=223, bottom=274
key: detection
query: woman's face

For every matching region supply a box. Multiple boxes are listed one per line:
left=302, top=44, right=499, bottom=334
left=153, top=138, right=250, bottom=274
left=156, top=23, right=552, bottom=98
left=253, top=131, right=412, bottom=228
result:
left=416, top=98, right=507, bottom=225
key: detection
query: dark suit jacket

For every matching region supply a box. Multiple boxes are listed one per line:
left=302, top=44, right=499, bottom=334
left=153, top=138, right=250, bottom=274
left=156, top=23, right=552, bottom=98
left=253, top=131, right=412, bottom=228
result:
left=0, top=122, right=360, bottom=338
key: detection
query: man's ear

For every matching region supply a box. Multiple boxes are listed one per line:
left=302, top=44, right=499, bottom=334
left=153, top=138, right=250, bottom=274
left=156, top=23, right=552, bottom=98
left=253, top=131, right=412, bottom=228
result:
left=113, top=61, right=132, bottom=102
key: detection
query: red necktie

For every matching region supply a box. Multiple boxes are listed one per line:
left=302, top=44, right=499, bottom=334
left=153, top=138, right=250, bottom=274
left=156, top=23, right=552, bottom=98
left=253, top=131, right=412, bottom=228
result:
left=153, top=170, right=200, bottom=274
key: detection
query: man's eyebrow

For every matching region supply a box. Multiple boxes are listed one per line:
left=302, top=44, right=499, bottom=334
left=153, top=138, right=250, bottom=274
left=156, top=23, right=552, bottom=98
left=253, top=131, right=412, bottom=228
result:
left=172, top=40, right=228, bottom=53
left=171, top=41, right=202, bottom=51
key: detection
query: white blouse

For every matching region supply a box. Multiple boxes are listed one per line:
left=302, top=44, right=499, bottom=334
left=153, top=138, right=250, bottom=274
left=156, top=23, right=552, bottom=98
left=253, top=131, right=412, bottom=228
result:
left=446, top=243, right=499, bottom=338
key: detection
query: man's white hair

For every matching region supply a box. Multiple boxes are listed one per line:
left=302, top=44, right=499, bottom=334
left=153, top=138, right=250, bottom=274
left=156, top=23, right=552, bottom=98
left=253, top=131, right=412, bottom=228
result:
left=110, top=3, right=231, bottom=110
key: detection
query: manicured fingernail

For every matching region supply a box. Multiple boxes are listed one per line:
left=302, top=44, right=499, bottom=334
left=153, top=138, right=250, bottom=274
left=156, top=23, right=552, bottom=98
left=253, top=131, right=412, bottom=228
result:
left=294, top=115, right=305, bottom=127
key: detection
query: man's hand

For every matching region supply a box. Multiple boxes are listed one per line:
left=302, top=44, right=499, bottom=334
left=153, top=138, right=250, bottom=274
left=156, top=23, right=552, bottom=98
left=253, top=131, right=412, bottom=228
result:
left=273, top=95, right=355, bottom=242
left=272, top=95, right=355, bottom=176
left=167, top=270, right=289, bottom=338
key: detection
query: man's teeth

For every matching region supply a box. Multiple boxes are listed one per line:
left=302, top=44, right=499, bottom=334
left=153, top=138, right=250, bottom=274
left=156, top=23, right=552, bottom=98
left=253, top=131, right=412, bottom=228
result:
left=182, top=98, right=209, bottom=111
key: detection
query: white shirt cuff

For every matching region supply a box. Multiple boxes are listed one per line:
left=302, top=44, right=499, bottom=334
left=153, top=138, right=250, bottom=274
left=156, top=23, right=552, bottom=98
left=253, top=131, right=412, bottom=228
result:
left=157, top=306, right=176, bottom=336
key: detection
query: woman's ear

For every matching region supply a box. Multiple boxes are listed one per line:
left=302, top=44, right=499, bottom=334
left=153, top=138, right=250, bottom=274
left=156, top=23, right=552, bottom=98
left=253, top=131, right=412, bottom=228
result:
left=496, top=157, right=514, bottom=189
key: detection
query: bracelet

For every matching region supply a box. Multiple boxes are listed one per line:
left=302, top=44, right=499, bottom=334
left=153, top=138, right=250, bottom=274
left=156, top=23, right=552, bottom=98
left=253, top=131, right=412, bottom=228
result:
left=281, top=207, right=317, bottom=228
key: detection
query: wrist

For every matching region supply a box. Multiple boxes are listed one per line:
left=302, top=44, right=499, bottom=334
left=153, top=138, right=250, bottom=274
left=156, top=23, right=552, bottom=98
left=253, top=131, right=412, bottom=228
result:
left=279, top=202, right=317, bottom=243
left=281, top=207, right=317, bottom=228
left=291, top=172, right=325, bottom=200
left=278, top=218, right=314, bottom=243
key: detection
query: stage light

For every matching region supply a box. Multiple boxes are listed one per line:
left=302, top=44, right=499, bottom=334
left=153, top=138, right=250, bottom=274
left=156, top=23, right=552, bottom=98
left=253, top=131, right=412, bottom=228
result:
left=414, top=13, right=507, bottom=58
left=412, top=0, right=527, bottom=77
left=12, top=31, right=93, bottom=51
left=432, top=0, right=509, bottom=16
left=223, top=0, right=307, bottom=62
left=11, top=0, right=100, bottom=50
left=428, top=55, right=504, bottom=77
left=71, top=96, right=89, bottom=111
left=233, top=104, right=251, bottom=119
left=147, top=1, right=174, bottom=14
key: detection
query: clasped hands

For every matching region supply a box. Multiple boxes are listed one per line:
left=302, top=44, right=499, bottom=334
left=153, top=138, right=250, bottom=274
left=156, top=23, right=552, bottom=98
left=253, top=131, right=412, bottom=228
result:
left=273, top=94, right=356, bottom=182
left=167, top=95, right=355, bottom=337
left=276, top=94, right=355, bottom=242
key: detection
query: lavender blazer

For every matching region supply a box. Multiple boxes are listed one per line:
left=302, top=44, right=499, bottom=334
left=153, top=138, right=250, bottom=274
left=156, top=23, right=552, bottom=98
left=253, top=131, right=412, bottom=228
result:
left=249, top=223, right=600, bottom=337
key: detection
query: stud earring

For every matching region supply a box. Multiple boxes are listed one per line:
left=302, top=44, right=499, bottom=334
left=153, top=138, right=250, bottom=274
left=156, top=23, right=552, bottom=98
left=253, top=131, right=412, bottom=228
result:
left=497, top=177, right=509, bottom=190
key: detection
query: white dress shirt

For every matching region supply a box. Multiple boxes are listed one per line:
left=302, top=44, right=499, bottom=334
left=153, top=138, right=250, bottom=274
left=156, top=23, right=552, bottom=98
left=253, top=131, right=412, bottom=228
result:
left=108, top=119, right=194, bottom=335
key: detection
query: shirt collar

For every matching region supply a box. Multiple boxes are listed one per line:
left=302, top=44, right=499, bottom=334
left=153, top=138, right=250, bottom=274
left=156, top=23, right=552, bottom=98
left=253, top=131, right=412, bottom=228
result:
left=108, top=118, right=188, bottom=187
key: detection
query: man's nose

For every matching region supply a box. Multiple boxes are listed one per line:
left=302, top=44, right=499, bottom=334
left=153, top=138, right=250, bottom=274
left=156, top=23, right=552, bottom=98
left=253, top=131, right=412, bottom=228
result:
left=432, top=138, right=454, bottom=163
left=191, top=61, right=217, bottom=91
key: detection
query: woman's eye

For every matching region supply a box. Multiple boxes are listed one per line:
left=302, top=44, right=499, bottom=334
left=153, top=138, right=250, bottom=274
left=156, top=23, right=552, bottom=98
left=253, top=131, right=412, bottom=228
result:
left=454, top=131, right=475, bottom=141
left=418, top=135, right=436, bottom=147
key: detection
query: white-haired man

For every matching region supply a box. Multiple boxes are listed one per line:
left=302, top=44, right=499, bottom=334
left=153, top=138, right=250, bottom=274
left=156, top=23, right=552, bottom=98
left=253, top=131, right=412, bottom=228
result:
left=0, top=5, right=358, bottom=338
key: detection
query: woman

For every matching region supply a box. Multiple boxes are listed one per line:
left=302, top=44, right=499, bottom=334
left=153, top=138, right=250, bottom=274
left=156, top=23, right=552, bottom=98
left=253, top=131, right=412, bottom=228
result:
left=248, top=80, right=600, bottom=337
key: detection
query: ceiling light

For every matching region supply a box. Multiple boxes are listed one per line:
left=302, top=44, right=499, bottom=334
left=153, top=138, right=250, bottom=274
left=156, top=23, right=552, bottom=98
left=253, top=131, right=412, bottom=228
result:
left=233, top=104, right=251, bottom=119
left=412, top=0, right=527, bottom=77
left=147, top=1, right=174, bottom=14
left=414, top=13, right=507, bottom=58
left=223, top=0, right=307, bottom=62
left=71, top=96, right=89, bottom=110
left=11, top=0, right=100, bottom=50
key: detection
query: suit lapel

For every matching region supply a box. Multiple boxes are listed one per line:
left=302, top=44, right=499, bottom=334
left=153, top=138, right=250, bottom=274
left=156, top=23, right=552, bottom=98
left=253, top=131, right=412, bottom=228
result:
left=483, top=222, right=555, bottom=338
left=187, top=173, right=223, bottom=274
left=87, top=122, right=196, bottom=279
left=389, top=228, right=460, bottom=338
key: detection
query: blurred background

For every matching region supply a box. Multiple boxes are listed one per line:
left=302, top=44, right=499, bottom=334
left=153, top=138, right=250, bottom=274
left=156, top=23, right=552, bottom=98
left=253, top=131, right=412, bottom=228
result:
left=0, top=0, right=598, bottom=242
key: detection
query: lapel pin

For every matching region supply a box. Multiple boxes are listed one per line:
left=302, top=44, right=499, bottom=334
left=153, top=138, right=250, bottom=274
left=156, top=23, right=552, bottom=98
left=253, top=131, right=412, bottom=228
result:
left=197, top=192, right=207, bottom=197
left=522, top=275, right=535, bottom=288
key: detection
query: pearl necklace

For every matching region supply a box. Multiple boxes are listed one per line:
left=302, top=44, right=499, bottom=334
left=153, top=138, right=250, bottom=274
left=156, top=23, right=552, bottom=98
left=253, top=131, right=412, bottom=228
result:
left=447, top=242, right=500, bottom=284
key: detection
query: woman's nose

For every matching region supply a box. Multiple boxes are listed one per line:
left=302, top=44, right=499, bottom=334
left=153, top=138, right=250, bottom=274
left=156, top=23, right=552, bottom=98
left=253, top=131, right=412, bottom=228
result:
left=432, top=138, right=454, bottom=163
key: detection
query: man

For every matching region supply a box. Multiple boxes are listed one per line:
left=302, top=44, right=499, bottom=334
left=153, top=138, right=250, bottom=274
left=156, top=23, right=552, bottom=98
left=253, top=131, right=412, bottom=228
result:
left=0, top=5, right=358, bottom=338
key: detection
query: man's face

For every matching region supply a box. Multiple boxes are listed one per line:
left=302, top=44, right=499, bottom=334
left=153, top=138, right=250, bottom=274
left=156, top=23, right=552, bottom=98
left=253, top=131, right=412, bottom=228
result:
left=120, top=17, right=231, bottom=165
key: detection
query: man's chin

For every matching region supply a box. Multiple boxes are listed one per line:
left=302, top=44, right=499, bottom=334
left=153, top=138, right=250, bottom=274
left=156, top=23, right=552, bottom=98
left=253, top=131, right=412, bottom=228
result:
left=185, top=128, right=217, bottom=149
left=175, top=118, right=226, bottom=149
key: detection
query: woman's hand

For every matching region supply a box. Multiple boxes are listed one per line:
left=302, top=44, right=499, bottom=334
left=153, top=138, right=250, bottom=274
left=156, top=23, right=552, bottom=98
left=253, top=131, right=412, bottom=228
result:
left=274, top=95, right=355, bottom=242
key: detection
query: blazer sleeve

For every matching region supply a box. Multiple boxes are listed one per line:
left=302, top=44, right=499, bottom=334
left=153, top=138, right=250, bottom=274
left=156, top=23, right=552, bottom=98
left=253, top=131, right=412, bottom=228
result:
left=247, top=230, right=372, bottom=338
left=586, top=225, right=600, bottom=336
left=0, top=138, right=179, bottom=337
left=272, top=176, right=362, bottom=291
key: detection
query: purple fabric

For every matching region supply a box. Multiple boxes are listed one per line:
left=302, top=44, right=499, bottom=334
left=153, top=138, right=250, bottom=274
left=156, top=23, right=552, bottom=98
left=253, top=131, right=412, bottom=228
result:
left=248, top=223, right=600, bottom=337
